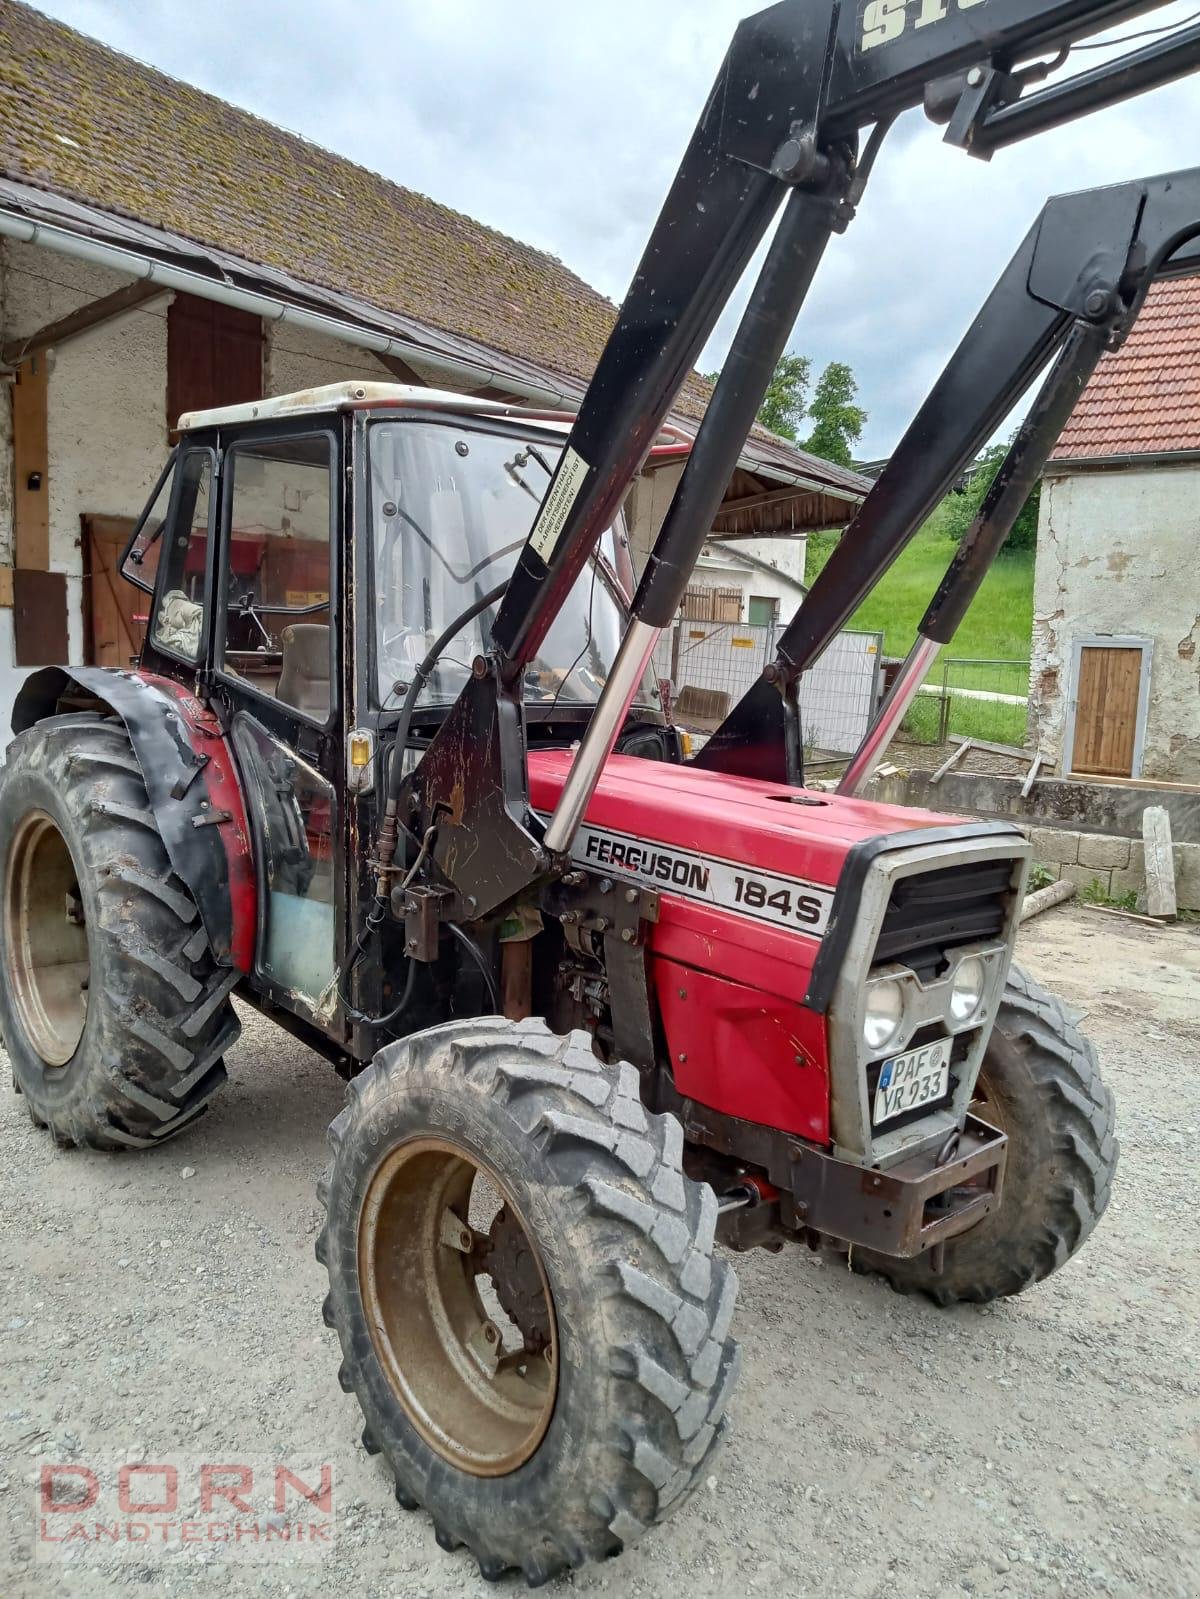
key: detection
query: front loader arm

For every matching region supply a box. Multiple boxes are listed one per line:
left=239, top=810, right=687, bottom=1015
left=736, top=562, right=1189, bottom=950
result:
left=399, top=1, right=1200, bottom=923
left=698, top=168, right=1200, bottom=783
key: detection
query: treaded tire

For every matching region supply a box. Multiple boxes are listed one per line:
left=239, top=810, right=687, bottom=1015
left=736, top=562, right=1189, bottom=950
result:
left=0, top=713, right=240, bottom=1149
left=853, top=962, right=1117, bottom=1305
left=317, top=1016, right=740, bottom=1585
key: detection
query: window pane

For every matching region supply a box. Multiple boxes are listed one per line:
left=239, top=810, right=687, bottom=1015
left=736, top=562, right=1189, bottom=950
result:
left=232, top=717, right=336, bottom=1006
left=150, top=450, right=212, bottom=661
left=369, top=422, right=657, bottom=713
left=121, top=455, right=176, bottom=592
left=222, top=435, right=333, bottom=719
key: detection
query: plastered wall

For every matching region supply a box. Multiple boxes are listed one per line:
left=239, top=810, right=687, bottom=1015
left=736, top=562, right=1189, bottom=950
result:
left=0, top=251, right=399, bottom=679
left=1031, top=464, right=1200, bottom=783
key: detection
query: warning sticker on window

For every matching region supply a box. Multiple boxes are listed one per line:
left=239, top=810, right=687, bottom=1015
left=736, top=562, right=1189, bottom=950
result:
left=528, top=447, right=589, bottom=563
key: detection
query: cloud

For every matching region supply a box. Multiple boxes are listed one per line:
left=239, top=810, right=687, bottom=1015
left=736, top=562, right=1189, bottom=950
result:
left=35, top=0, right=1200, bottom=455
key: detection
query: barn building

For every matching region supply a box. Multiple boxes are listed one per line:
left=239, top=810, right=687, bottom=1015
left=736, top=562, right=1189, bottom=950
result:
left=0, top=0, right=867, bottom=738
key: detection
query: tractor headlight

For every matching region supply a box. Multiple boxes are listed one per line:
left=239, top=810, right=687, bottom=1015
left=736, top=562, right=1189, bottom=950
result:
left=863, top=979, right=905, bottom=1054
left=949, top=955, right=986, bottom=1025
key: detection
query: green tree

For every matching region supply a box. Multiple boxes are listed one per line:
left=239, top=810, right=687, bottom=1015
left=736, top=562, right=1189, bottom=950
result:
left=941, top=436, right=1041, bottom=554
left=802, top=360, right=867, bottom=467
left=708, top=351, right=812, bottom=440
left=757, top=351, right=811, bottom=440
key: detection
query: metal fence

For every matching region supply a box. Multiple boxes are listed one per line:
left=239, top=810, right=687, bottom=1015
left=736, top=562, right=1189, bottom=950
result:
left=652, top=619, right=884, bottom=756
left=901, top=656, right=1031, bottom=747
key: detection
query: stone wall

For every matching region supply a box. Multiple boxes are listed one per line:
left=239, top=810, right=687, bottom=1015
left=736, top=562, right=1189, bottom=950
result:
left=866, top=766, right=1200, bottom=911
left=1024, top=823, right=1200, bottom=909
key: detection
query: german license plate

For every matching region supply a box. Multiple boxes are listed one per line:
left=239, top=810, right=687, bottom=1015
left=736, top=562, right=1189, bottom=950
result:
left=874, top=1038, right=951, bottom=1124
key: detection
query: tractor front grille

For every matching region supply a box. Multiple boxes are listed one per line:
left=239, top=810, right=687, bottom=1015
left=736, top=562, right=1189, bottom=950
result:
left=874, top=858, right=1015, bottom=981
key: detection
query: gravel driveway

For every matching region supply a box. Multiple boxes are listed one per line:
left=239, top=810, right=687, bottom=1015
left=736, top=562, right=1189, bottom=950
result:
left=2, top=904, right=1197, bottom=1598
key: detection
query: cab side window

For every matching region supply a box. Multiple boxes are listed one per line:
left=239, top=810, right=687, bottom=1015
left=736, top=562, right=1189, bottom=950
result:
left=121, top=450, right=177, bottom=594
left=219, top=435, right=334, bottom=721
left=149, top=449, right=214, bottom=662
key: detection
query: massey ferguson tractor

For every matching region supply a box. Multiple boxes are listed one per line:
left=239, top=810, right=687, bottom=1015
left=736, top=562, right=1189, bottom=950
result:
left=3, top=0, right=1199, bottom=1583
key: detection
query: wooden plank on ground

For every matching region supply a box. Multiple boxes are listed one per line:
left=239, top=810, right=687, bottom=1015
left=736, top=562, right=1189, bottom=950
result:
left=949, top=734, right=1029, bottom=759
left=1020, top=751, right=1045, bottom=799
left=1020, top=878, right=1076, bottom=922
left=931, top=740, right=971, bottom=785
left=1082, top=903, right=1166, bottom=928
left=1142, top=806, right=1177, bottom=920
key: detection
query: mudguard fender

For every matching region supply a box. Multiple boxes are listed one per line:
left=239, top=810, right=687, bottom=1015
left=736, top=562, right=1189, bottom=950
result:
left=11, top=667, right=257, bottom=973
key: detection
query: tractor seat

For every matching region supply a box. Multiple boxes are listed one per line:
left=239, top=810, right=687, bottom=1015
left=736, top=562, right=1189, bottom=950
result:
left=276, top=624, right=330, bottom=720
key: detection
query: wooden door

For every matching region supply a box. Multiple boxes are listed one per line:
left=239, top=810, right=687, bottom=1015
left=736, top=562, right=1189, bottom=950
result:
left=1071, top=645, right=1144, bottom=777
left=83, top=515, right=146, bottom=667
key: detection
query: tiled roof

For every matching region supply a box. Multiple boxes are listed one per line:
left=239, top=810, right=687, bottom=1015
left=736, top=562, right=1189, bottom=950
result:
left=1051, top=274, right=1200, bottom=462
left=0, top=0, right=868, bottom=505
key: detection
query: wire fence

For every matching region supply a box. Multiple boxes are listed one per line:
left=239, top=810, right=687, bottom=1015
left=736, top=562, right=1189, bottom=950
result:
left=653, top=619, right=884, bottom=756
left=900, top=656, right=1031, bottom=747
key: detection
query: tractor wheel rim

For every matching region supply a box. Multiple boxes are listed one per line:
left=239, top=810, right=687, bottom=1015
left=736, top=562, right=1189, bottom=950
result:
left=357, top=1136, right=558, bottom=1477
left=4, top=810, right=90, bottom=1067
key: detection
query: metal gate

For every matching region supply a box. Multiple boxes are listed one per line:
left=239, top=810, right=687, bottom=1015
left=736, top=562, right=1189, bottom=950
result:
left=652, top=619, right=883, bottom=756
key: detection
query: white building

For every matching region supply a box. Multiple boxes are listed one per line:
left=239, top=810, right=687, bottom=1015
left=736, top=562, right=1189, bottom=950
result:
left=1031, top=274, right=1200, bottom=784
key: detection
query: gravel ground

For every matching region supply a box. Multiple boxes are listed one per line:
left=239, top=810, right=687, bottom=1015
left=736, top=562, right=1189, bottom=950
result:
left=1, top=903, right=1197, bottom=1599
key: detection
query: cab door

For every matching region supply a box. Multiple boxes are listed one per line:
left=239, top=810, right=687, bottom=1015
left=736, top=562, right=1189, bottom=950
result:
left=205, top=422, right=348, bottom=1030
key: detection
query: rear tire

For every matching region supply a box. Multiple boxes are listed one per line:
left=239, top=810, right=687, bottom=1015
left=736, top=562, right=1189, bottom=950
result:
left=0, top=713, right=240, bottom=1149
left=317, top=1017, right=740, bottom=1584
left=853, top=963, right=1117, bottom=1304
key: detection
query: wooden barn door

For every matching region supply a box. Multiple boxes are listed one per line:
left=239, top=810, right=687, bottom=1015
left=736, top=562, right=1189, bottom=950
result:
left=1069, top=643, right=1147, bottom=778
left=83, top=515, right=145, bottom=667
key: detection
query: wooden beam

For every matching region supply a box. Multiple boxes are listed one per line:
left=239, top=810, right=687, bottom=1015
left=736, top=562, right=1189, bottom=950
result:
left=949, top=733, right=1030, bottom=760
left=375, top=351, right=428, bottom=387
left=12, top=355, right=48, bottom=570
left=1082, top=903, right=1166, bottom=928
left=1020, top=878, right=1076, bottom=922
left=931, top=739, right=971, bottom=785
left=1142, top=807, right=1178, bottom=920
left=716, top=483, right=817, bottom=516
left=1063, top=770, right=1200, bottom=795
left=2, top=281, right=167, bottom=368
left=1020, top=750, right=1045, bottom=798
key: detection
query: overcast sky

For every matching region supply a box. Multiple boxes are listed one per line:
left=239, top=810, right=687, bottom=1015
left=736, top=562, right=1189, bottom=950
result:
left=34, top=0, right=1200, bottom=457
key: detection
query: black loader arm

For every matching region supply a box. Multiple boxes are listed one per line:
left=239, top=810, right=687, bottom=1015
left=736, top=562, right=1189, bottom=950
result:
left=397, top=0, right=1200, bottom=921
left=697, top=169, right=1200, bottom=782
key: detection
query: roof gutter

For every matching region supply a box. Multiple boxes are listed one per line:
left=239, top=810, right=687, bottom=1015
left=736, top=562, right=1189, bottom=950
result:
left=1045, top=447, right=1200, bottom=472
left=0, top=202, right=866, bottom=507
left=0, top=205, right=576, bottom=409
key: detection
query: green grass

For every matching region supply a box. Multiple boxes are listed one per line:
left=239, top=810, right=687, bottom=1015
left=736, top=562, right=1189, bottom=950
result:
left=1080, top=878, right=1139, bottom=913
left=806, top=508, right=1033, bottom=659
left=806, top=513, right=1035, bottom=746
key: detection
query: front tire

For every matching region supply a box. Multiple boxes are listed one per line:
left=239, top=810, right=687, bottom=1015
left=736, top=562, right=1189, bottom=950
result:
left=854, top=963, right=1117, bottom=1305
left=0, top=713, right=240, bottom=1149
left=317, top=1017, right=740, bottom=1584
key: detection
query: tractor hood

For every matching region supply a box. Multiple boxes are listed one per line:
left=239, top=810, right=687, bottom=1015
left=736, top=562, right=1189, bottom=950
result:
left=527, top=749, right=1004, bottom=901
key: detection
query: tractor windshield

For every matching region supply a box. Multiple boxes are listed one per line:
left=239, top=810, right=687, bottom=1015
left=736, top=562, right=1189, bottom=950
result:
left=370, top=420, right=657, bottom=713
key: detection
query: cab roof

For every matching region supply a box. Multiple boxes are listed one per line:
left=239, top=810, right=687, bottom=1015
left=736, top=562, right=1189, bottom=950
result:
left=178, top=381, right=576, bottom=433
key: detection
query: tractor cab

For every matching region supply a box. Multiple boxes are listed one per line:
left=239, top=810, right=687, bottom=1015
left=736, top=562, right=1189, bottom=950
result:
left=116, top=381, right=676, bottom=1035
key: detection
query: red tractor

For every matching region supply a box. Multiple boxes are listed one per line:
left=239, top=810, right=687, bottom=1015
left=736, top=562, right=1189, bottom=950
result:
left=3, top=1, right=1197, bottom=1583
